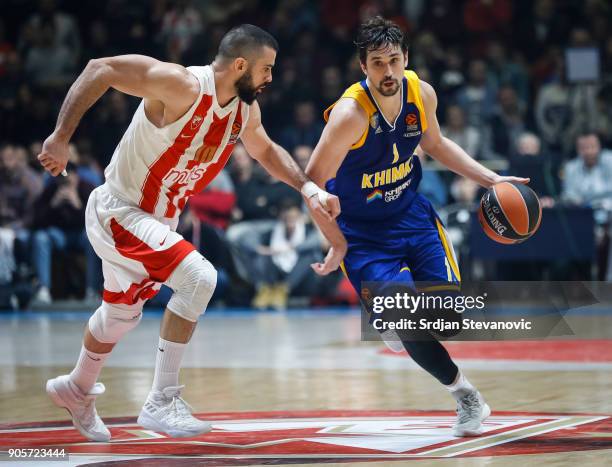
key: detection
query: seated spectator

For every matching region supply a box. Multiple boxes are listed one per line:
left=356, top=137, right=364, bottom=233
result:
left=30, top=163, right=98, bottom=304
left=250, top=201, right=323, bottom=310
left=0, top=144, right=43, bottom=269
left=561, top=132, right=612, bottom=280
left=455, top=59, right=497, bottom=130
left=489, top=85, right=526, bottom=159
left=279, top=101, right=324, bottom=152
left=441, top=105, right=483, bottom=159
left=562, top=133, right=612, bottom=214
left=509, top=132, right=559, bottom=206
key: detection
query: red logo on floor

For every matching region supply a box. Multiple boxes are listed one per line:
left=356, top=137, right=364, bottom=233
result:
left=1, top=410, right=610, bottom=465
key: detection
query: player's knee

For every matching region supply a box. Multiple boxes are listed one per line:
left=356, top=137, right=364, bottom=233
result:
left=88, top=301, right=143, bottom=344
left=166, top=251, right=217, bottom=322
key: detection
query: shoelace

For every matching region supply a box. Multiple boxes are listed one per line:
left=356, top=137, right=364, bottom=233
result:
left=457, top=393, right=480, bottom=424
left=169, top=395, right=194, bottom=416
left=158, top=387, right=201, bottom=426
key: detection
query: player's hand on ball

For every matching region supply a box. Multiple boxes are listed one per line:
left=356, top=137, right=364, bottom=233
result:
left=490, top=175, right=530, bottom=187
left=311, top=243, right=347, bottom=276
left=38, top=133, right=70, bottom=177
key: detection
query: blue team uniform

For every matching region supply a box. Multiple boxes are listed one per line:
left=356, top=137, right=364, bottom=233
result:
left=324, top=70, right=460, bottom=294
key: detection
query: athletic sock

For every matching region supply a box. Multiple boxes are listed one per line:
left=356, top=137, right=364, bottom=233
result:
left=69, top=346, right=110, bottom=394
left=446, top=371, right=476, bottom=400
left=151, top=337, right=186, bottom=393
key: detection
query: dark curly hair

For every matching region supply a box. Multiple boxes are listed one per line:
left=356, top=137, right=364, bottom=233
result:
left=354, top=16, right=407, bottom=64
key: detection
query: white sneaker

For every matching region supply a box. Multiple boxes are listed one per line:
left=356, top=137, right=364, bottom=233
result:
left=380, top=329, right=404, bottom=353
left=137, top=385, right=212, bottom=437
left=33, top=286, right=52, bottom=305
left=453, top=391, right=491, bottom=437
left=46, top=375, right=110, bottom=442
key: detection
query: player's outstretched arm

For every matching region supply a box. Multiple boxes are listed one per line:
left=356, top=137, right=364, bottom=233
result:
left=241, top=101, right=340, bottom=223
left=38, top=55, right=199, bottom=176
left=304, top=98, right=367, bottom=275
left=418, top=80, right=529, bottom=188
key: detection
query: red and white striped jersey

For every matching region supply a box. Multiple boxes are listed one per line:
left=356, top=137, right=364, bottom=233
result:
left=104, top=65, right=249, bottom=220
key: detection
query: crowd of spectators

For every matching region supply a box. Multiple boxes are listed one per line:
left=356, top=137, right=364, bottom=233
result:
left=1, top=0, right=612, bottom=309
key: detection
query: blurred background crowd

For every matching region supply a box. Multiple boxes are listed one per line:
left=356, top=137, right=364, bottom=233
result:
left=1, top=0, right=611, bottom=310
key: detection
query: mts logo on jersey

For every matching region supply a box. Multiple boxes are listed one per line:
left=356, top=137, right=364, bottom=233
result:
left=163, top=165, right=206, bottom=184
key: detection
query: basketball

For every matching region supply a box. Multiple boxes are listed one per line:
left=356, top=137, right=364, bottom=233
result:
left=478, top=182, right=542, bottom=244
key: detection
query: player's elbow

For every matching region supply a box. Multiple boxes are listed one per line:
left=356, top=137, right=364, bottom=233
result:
left=85, top=57, right=112, bottom=82
left=86, top=57, right=106, bottom=72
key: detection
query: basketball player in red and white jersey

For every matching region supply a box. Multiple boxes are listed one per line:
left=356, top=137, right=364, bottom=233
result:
left=37, top=25, right=343, bottom=442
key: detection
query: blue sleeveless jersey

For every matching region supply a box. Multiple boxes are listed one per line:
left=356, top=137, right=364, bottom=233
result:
left=324, top=70, right=428, bottom=222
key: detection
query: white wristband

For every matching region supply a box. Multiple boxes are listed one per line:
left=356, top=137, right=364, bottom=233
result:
left=301, top=181, right=329, bottom=208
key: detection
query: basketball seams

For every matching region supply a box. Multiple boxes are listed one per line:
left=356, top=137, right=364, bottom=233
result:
left=515, top=183, right=542, bottom=233
left=490, top=186, right=522, bottom=239
left=495, top=183, right=529, bottom=236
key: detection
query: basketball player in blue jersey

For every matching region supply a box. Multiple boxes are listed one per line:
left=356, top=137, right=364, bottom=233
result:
left=306, top=17, right=529, bottom=436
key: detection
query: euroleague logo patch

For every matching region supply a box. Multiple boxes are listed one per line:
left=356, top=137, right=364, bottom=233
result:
left=228, top=120, right=242, bottom=144
left=405, top=113, right=418, bottom=126
left=1, top=410, right=611, bottom=464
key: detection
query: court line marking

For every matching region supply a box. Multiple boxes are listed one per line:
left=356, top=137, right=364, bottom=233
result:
left=419, top=415, right=609, bottom=457
left=0, top=415, right=564, bottom=433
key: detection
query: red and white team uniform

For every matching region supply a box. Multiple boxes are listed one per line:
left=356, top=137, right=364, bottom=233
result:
left=85, top=65, right=248, bottom=306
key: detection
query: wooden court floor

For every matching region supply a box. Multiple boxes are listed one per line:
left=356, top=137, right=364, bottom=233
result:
left=1, top=310, right=611, bottom=466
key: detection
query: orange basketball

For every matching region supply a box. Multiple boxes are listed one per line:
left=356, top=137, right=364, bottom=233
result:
left=478, top=182, right=542, bottom=244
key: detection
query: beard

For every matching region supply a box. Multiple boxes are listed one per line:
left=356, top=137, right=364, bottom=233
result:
left=235, top=69, right=264, bottom=105
left=376, top=77, right=400, bottom=97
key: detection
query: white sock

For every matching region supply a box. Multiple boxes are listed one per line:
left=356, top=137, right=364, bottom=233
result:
left=69, top=346, right=110, bottom=394
left=151, top=337, right=186, bottom=394
left=446, top=371, right=476, bottom=400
